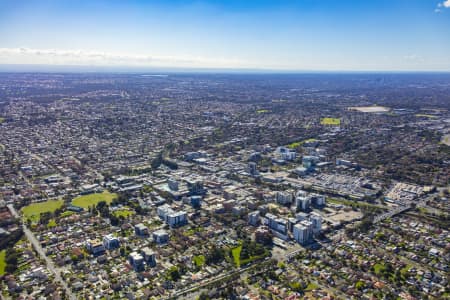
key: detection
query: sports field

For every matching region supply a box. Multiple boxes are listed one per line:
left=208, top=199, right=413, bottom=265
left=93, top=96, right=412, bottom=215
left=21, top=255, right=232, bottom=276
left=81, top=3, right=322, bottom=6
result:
left=0, top=250, right=6, bottom=275
left=71, top=191, right=118, bottom=208
left=320, top=117, right=341, bottom=126
left=21, top=199, right=64, bottom=221
left=287, top=138, right=317, bottom=149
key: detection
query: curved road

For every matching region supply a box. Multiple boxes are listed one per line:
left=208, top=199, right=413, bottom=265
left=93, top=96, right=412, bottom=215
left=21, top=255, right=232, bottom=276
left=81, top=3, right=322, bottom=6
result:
left=8, top=204, right=76, bottom=300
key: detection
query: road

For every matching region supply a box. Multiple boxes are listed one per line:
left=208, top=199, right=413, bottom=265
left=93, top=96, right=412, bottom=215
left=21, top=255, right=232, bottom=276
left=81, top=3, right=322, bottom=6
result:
left=373, top=205, right=410, bottom=223
left=7, top=205, right=76, bottom=300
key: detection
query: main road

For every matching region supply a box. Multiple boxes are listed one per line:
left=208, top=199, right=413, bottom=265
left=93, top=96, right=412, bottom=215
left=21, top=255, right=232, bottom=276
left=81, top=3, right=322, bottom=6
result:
left=7, top=204, right=76, bottom=300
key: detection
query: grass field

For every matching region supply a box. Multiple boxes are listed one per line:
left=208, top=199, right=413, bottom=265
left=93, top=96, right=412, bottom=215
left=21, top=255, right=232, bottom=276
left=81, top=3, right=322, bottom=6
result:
left=72, top=191, right=117, bottom=209
left=113, top=207, right=135, bottom=218
left=373, top=263, right=386, bottom=275
left=306, top=282, right=319, bottom=290
left=47, top=219, right=57, bottom=228
left=287, top=138, right=317, bottom=149
left=60, top=211, right=74, bottom=218
left=21, top=199, right=64, bottom=222
left=320, top=117, right=341, bottom=126
left=193, top=255, right=205, bottom=268
left=0, top=250, right=5, bottom=275
left=231, top=245, right=242, bottom=267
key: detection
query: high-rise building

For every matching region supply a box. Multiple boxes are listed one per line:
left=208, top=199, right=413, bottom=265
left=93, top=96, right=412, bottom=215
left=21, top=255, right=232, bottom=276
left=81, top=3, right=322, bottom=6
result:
left=309, top=213, right=322, bottom=234
left=140, top=247, right=156, bottom=267
left=135, top=223, right=149, bottom=236
left=157, top=204, right=188, bottom=227
left=302, top=155, right=319, bottom=170
left=248, top=162, right=258, bottom=176
left=276, top=191, right=293, bottom=205
left=296, top=196, right=311, bottom=211
left=190, top=195, right=202, bottom=208
left=311, top=194, right=326, bottom=206
left=293, top=220, right=313, bottom=245
left=103, top=234, right=120, bottom=250
left=168, top=178, right=179, bottom=191
left=276, top=146, right=297, bottom=161
left=248, top=211, right=260, bottom=226
left=266, top=213, right=288, bottom=235
left=129, top=251, right=144, bottom=271
left=153, top=229, right=169, bottom=244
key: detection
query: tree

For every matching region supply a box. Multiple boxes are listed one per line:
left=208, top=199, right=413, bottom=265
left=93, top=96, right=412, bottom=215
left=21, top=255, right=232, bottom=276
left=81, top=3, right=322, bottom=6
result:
left=168, top=266, right=181, bottom=281
left=206, top=245, right=225, bottom=265
left=198, top=292, right=211, bottom=300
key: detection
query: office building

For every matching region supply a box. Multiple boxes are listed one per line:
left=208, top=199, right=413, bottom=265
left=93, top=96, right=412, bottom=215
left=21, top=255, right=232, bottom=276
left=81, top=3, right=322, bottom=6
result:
left=276, top=146, right=297, bottom=161
left=103, top=234, right=120, bottom=250
left=248, top=211, right=260, bottom=226
left=293, top=220, right=313, bottom=245
left=311, top=194, right=326, bottom=206
left=86, top=239, right=106, bottom=255
left=135, top=223, right=149, bottom=237
left=276, top=191, right=293, bottom=205
left=296, top=196, right=311, bottom=212
left=190, top=195, right=202, bottom=208
left=140, top=247, right=156, bottom=267
left=157, top=204, right=188, bottom=227
left=266, top=213, right=288, bottom=235
left=248, top=162, right=258, bottom=176
left=309, top=213, right=322, bottom=234
left=153, top=229, right=169, bottom=244
left=129, top=251, right=144, bottom=271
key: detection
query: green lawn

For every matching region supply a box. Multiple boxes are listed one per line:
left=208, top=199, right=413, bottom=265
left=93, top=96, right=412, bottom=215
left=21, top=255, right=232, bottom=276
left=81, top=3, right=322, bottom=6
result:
left=320, top=117, right=341, bottom=126
left=60, top=211, right=74, bottom=218
left=240, top=250, right=270, bottom=266
left=47, top=219, right=57, bottom=228
left=183, top=227, right=205, bottom=237
left=193, top=255, right=205, bottom=268
left=0, top=250, right=5, bottom=275
left=287, top=138, right=317, bottom=149
left=231, top=245, right=242, bottom=267
left=373, top=263, right=386, bottom=275
left=21, top=199, right=64, bottom=222
left=72, top=191, right=117, bottom=209
left=400, top=264, right=412, bottom=276
left=113, top=207, right=135, bottom=218
left=306, top=282, right=319, bottom=291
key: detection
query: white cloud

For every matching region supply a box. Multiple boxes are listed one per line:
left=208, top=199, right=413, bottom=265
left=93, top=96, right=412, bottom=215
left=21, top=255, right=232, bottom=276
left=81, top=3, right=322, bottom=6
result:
left=0, top=47, right=247, bottom=69
left=438, top=0, right=450, bottom=9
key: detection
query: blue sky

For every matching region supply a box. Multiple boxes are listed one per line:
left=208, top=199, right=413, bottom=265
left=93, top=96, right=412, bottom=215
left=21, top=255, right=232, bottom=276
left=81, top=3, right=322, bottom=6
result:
left=0, top=0, right=449, bottom=71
